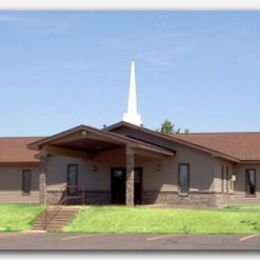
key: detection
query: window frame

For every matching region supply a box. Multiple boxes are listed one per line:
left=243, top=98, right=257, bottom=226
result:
left=67, top=164, right=79, bottom=195
left=245, top=168, right=257, bottom=197
left=178, top=163, right=190, bottom=195
left=22, top=169, right=32, bottom=196
left=221, top=165, right=225, bottom=193
left=225, top=166, right=229, bottom=193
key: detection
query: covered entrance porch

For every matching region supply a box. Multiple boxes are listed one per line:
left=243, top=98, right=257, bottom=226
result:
left=28, top=125, right=174, bottom=206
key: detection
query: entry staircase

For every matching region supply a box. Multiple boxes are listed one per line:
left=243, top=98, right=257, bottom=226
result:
left=32, top=185, right=84, bottom=232
left=32, top=206, right=81, bottom=232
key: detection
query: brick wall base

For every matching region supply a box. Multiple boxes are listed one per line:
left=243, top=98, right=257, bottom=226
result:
left=142, top=191, right=236, bottom=208
left=46, top=190, right=111, bottom=205
left=215, top=193, right=235, bottom=207
left=142, top=191, right=217, bottom=208
left=47, top=189, right=235, bottom=208
left=85, top=191, right=111, bottom=205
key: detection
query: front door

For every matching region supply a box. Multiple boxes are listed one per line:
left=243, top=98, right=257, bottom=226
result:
left=111, top=167, right=143, bottom=205
left=111, top=168, right=126, bottom=204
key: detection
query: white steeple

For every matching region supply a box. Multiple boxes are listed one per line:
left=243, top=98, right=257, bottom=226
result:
left=123, top=61, right=143, bottom=126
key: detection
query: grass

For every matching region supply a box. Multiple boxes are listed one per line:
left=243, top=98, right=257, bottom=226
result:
left=64, top=205, right=260, bottom=234
left=222, top=204, right=260, bottom=213
left=0, top=204, right=43, bottom=232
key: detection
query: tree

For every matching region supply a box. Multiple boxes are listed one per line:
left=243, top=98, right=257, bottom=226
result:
left=159, top=120, right=174, bottom=134
left=157, top=119, right=189, bottom=134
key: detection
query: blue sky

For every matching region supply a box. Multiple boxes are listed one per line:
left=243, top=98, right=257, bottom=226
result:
left=0, top=11, right=260, bottom=136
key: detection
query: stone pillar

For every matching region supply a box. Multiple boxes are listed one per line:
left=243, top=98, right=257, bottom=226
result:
left=126, top=146, right=134, bottom=206
left=39, top=154, right=48, bottom=206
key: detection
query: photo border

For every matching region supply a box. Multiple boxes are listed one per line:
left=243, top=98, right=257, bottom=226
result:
left=1, top=0, right=260, bottom=10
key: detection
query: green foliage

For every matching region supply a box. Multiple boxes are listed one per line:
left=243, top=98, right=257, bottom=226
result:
left=157, top=119, right=189, bottom=134
left=159, top=120, right=174, bottom=134
left=0, top=205, right=43, bottom=232
left=64, top=206, right=260, bottom=234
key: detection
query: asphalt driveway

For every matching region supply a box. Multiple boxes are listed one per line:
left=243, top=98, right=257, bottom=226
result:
left=0, top=232, right=259, bottom=250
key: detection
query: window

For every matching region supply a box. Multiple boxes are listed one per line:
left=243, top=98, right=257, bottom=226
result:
left=22, top=169, right=32, bottom=195
left=246, top=169, right=256, bottom=196
left=221, top=165, right=225, bottom=193
left=178, top=164, right=190, bottom=194
left=67, top=164, right=78, bottom=195
left=225, top=166, right=229, bottom=193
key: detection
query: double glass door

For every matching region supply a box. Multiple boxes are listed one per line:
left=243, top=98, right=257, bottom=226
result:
left=111, top=167, right=143, bottom=204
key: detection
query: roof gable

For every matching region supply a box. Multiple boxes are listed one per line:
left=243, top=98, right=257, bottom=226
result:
left=28, top=124, right=174, bottom=157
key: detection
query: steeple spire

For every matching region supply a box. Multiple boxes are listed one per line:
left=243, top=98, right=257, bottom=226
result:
left=123, top=61, right=142, bottom=126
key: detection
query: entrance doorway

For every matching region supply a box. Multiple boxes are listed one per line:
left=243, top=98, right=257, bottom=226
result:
left=246, top=169, right=256, bottom=196
left=111, top=167, right=143, bottom=204
left=111, top=168, right=126, bottom=204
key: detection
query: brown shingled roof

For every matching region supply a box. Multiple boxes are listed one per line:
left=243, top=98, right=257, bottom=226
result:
left=105, top=121, right=260, bottom=162
left=0, top=137, right=43, bottom=165
left=1, top=123, right=260, bottom=165
left=169, top=132, right=260, bottom=162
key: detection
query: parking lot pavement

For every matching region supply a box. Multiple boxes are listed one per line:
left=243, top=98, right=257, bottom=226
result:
left=0, top=232, right=259, bottom=250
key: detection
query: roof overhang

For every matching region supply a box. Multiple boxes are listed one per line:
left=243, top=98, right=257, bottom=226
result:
left=239, top=160, right=260, bottom=164
left=28, top=125, right=175, bottom=158
left=0, top=161, right=40, bottom=167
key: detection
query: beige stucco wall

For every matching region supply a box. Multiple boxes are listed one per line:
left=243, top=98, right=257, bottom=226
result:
left=140, top=143, right=215, bottom=193
left=110, top=127, right=215, bottom=193
left=0, top=166, right=40, bottom=204
left=46, top=139, right=215, bottom=195
left=47, top=155, right=111, bottom=192
left=46, top=147, right=127, bottom=193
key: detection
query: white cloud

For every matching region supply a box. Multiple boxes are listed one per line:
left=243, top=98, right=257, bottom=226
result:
left=0, top=15, right=20, bottom=22
left=0, top=14, right=70, bottom=35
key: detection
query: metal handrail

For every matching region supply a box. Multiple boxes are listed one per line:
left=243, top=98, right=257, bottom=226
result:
left=43, top=184, right=85, bottom=230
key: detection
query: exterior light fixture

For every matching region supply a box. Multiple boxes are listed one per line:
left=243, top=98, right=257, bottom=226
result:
left=82, top=130, right=88, bottom=137
left=231, top=175, right=236, bottom=182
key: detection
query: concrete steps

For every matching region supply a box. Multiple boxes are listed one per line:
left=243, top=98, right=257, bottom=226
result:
left=32, top=206, right=80, bottom=232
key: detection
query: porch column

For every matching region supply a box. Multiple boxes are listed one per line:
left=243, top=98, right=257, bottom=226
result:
left=126, top=146, right=134, bottom=206
left=39, top=154, right=48, bottom=206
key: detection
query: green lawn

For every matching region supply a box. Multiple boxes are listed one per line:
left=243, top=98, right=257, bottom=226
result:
left=222, top=204, right=260, bottom=213
left=0, top=204, right=43, bottom=232
left=64, top=206, right=260, bottom=234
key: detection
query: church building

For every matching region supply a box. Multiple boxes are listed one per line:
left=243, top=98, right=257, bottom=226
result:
left=0, top=62, right=259, bottom=207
